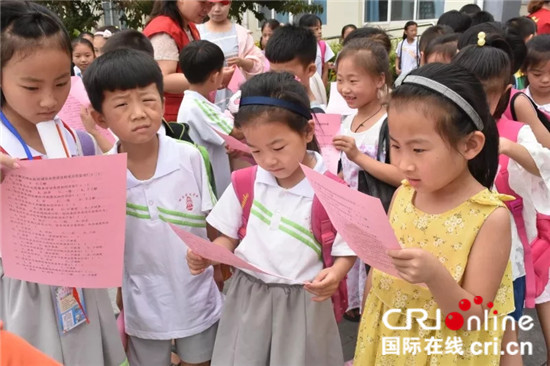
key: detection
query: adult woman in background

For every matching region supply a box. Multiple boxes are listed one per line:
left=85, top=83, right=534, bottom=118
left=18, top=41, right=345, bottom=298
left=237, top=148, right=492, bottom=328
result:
left=143, top=0, right=232, bottom=121
left=528, top=1, right=550, bottom=34
left=198, top=0, right=265, bottom=109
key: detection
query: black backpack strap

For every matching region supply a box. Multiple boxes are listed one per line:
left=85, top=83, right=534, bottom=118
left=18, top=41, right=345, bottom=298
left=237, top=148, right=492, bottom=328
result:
left=511, top=92, right=550, bottom=131
left=376, top=117, right=390, bottom=164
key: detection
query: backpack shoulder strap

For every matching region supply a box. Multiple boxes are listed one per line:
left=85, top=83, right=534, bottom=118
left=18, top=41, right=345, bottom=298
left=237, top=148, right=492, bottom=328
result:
left=311, top=171, right=346, bottom=267
left=495, top=118, right=537, bottom=308
left=74, top=130, right=96, bottom=156
left=319, top=40, right=327, bottom=62
left=376, top=117, right=390, bottom=163
left=231, top=166, right=257, bottom=240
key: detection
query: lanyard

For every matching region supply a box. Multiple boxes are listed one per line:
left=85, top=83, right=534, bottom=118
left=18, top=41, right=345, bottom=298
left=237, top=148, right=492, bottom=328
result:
left=0, top=110, right=33, bottom=160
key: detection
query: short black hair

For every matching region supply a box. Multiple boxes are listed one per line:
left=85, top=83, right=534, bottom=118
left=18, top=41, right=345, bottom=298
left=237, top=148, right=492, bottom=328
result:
left=179, top=40, right=224, bottom=84
left=424, top=33, right=459, bottom=62
left=265, top=24, right=317, bottom=67
left=102, top=29, right=154, bottom=56
left=298, top=14, right=322, bottom=28
left=460, top=3, right=481, bottom=16
left=83, top=48, right=163, bottom=113
left=470, top=10, right=495, bottom=26
left=437, top=10, right=472, bottom=33
left=505, top=16, right=537, bottom=40
left=419, top=25, right=453, bottom=53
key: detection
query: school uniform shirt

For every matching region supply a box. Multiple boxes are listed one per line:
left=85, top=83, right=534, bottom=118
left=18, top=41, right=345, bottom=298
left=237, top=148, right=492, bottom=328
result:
left=177, top=90, right=233, bottom=197
left=339, top=114, right=387, bottom=190
left=396, top=38, right=419, bottom=75
left=315, top=41, right=335, bottom=77
left=206, top=151, right=355, bottom=285
left=108, top=134, right=222, bottom=340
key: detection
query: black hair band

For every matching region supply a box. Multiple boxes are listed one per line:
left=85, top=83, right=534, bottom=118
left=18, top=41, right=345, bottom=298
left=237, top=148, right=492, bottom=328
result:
left=239, top=96, right=312, bottom=120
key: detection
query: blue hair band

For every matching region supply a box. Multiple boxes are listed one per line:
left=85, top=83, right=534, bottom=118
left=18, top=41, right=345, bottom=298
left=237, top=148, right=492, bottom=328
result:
left=239, top=96, right=312, bottom=120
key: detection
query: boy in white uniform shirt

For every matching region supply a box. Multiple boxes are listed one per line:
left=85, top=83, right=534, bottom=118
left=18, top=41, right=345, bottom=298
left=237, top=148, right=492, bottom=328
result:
left=84, top=49, right=222, bottom=366
left=177, top=40, right=243, bottom=197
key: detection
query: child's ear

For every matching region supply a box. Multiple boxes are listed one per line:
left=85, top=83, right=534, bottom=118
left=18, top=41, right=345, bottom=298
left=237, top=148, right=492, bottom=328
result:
left=306, top=63, right=316, bottom=78
left=305, top=119, right=315, bottom=142
left=461, top=131, right=485, bottom=160
left=90, top=108, right=109, bottom=130
left=210, top=70, right=222, bottom=84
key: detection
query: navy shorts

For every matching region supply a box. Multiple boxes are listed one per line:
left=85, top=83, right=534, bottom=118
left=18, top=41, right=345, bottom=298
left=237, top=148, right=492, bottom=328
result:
left=510, top=276, right=526, bottom=321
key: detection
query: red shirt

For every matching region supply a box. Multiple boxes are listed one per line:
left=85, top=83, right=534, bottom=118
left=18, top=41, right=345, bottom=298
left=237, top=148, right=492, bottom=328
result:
left=529, top=8, right=550, bottom=35
left=143, top=16, right=200, bottom=121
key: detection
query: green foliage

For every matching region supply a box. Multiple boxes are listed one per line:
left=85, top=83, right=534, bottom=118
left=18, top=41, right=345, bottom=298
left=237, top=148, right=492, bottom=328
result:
left=229, top=0, right=322, bottom=23
left=39, top=0, right=104, bottom=37
left=39, top=0, right=323, bottom=38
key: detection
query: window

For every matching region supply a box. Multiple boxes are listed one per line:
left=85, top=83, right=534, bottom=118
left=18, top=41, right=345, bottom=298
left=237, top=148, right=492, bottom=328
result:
left=257, top=0, right=327, bottom=26
left=364, top=0, right=444, bottom=23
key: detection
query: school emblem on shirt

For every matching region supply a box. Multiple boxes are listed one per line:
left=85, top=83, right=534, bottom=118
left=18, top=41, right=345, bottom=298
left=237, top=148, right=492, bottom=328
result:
left=180, top=193, right=199, bottom=211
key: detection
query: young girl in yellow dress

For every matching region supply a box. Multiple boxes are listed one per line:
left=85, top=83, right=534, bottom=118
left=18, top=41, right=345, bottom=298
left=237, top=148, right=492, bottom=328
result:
left=354, top=63, right=514, bottom=365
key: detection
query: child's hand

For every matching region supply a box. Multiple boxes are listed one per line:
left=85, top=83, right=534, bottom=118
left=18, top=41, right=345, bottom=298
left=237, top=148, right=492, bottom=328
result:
left=304, top=267, right=342, bottom=302
left=0, top=153, right=20, bottom=183
left=333, top=135, right=360, bottom=161
left=226, top=57, right=243, bottom=68
left=388, top=248, right=442, bottom=284
left=80, top=106, right=98, bottom=134
left=220, top=66, right=235, bottom=89
left=186, top=249, right=212, bottom=275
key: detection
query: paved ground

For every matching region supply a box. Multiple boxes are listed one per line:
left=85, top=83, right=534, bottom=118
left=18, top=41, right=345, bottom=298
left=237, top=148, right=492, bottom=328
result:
left=339, top=308, right=548, bottom=365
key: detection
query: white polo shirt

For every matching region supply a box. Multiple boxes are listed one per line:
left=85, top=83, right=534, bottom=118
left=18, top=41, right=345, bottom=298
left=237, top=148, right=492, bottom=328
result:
left=206, top=151, right=355, bottom=285
left=177, top=90, right=234, bottom=198
left=109, top=134, right=222, bottom=340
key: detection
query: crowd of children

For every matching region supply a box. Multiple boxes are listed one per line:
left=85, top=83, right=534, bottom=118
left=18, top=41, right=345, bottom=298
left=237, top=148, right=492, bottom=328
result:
left=1, top=0, right=550, bottom=365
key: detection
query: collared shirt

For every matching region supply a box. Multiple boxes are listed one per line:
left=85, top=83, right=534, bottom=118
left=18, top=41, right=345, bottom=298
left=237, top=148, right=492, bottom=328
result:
left=108, top=134, right=222, bottom=339
left=177, top=90, right=234, bottom=197
left=207, top=151, right=354, bottom=285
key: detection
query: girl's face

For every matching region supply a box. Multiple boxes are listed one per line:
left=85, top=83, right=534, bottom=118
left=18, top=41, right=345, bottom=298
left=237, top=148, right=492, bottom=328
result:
left=1, top=47, right=71, bottom=125
left=208, top=1, right=230, bottom=23
left=405, top=25, right=417, bottom=40
left=336, top=56, right=385, bottom=109
left=72, top=43, right=94, bottom=73
left=242, top=118, right=314, bottom=188
left=93, top=36, right=107, bottom=57
left=526, top=60, right=550, bottom=97
left=388, top=103, right=473, bottom=194
left=308, top=21, right=322, bottom=41
left=177, top=0, right=214, bottom=25
left=261, top=25, right=274, bottom=49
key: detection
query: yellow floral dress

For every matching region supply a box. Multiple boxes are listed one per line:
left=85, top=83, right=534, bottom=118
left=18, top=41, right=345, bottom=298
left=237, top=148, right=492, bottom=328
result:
left=354, top=181, right=514, bottom=366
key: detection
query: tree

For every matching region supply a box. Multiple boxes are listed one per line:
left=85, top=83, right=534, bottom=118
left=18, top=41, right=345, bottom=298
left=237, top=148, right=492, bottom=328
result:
left=39, top=0, right=322, bottom=36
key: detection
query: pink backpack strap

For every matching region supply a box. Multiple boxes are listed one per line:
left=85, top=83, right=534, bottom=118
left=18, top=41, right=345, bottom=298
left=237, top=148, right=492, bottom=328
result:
left=496, top=118, right=537, bottom=308
left=231, top=166, right=257, bottom=240
left=311, top=170, right=348, bottom=322
left=532, top=213, right=550, bottom=296
left=319, top=40, right=327, bottom=63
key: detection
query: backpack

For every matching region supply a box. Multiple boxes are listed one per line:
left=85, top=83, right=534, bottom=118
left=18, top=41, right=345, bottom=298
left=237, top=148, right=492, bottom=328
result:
left=163, top=120, right=217, bottom=196
left=231, top=165, right=349, bottom=323
left=357, top=118, right=396, bottom=213
left=495, top=118, right=550, bottom=308
left=506, top=89, right=550, bottom=132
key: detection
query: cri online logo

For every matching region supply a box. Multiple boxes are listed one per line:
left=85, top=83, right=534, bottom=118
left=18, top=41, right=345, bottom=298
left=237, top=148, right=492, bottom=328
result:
left=445, top=296, right=496, bottom=330
left=382, top=295, right=534, bottom=332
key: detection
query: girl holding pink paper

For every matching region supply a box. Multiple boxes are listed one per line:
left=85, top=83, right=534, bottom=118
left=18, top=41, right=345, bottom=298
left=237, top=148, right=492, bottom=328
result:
left=354, top=63, right=514, bottom=365
left=187, top=72, right=356, bottom=366
left=332, top=38, right=402, bottom=322
left=0, top=2, right=126, bottom=365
